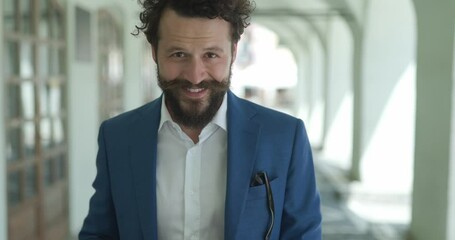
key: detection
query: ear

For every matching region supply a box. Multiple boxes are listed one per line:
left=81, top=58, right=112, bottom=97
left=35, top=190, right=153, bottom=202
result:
left=231, top=43, right=238, bottom=63
left=152, top=45, right=158, bottom=63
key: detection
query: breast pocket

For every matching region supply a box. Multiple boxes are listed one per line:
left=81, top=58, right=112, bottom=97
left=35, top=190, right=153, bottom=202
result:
left=237, top=178, right=281, bottom=239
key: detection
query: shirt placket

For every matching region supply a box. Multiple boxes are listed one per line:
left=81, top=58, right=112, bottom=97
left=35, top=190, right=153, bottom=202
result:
left=184, top=144, right=202, bottom=240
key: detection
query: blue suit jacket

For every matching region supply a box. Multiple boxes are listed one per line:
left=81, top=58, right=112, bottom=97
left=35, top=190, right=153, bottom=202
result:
left=79, top=91, right=322, bottom=239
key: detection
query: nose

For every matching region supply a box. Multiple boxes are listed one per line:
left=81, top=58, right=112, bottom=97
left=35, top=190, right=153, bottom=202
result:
left=183, top=57, right=208, bottom=85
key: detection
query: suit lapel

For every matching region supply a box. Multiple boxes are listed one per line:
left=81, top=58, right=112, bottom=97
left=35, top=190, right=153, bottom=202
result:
left=127, top=93, right=260, bottom=240
left=129, top=97, right=162, bottom=240
left=225, top=92, right=261, bottom=239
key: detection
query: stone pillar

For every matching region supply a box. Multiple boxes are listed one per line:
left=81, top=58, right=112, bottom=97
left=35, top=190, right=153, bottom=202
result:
left=411, top=1, right=455, bottom=239
left=349, top=23, right=363, bottom=181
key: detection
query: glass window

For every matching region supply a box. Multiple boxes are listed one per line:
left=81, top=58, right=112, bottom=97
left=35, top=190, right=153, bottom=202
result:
left=38, top=44, right=49, bottom=78
left=20, top=81, right=35, bottom=119
left=43, top=159, right=54, bottom=186
left=49, top=83, right=61, bottom=116
left=6, top=127, right=22, bottom=163
left=98, top=10, right=124, bottom=121
left=53, top=118, right=65, bottom=146
left=38, top=0, right=50, bottom=38
left=3, top=41, right=19, bottom=77
left=19, top=0, right=32, bottom=34
left=4, top=0, right=69, bottom=238
left=25, top=164, right=37, bottom=198
left=23, top=121, right=36, bottom=159
left=58, top=48, right=66, bottom=74
left=56, top=154, right=67, bottom=180
left=39, top=83, right=50, bottom=116
left=49, top=48, right=60, bottom=75
left=3, top=0, right=17, bottom=32
left=7, top=84, right=21, bottom=119
left=7, top=171, right=22, bottom=206
left=41, top=118, right=52, bottom=150
left=19, top=41, right=34, bottom=79
left=50, top=9, right=64, bottom=40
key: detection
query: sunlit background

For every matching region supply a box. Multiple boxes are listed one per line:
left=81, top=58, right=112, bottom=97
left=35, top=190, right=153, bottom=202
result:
left=1, top=0, right=455, bottom=240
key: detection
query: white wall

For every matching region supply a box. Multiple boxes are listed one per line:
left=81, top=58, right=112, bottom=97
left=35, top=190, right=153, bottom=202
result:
left=321, top=16, right=353, bottom=170
left=0, top=1, right=8, bottom=239
left=345, top=0, right=416, bottom=224
left=307, top=33, right=325, bottom=148
left=295, top=46, right=311, bottom=123
left=124, top=10, right=147, bottom=111
left=67, top=0, right=145, bottom=237
left=67, top=1, right=100, bottom=236
left=359, top=0, right=416, bottom=193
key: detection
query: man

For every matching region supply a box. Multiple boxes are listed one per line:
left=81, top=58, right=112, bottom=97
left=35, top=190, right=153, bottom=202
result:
left=79, top=0, right=322, bottom=239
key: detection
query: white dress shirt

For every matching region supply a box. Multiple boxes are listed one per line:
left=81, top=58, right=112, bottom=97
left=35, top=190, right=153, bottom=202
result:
left=156, top=94, right=227, bottom=240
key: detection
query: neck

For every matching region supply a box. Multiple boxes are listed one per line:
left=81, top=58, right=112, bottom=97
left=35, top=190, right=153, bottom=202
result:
left=180, top=125, right=202, bottom=144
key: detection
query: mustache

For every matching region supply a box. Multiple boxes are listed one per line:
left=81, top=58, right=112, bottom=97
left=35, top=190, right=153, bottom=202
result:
left=158, top=78, right=230, bottom=92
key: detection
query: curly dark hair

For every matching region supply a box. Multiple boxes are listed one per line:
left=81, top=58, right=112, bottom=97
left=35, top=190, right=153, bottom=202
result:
left=133, top=0, right=255, bottom=49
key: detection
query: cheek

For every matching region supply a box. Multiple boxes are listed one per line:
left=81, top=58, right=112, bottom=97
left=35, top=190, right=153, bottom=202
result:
left=158, top=61, right=181, bottom=80
left=210, top=61, right=231, bottom=82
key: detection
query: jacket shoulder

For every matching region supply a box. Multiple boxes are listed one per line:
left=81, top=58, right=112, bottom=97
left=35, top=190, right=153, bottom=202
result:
left=102, top=97, right=161, bottom=129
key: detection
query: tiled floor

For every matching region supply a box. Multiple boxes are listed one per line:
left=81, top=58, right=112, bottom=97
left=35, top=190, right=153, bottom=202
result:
left=317, top=165, right=408, bottom=240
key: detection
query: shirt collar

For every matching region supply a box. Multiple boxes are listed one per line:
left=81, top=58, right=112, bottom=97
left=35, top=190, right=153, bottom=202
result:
left=159, top=93, right=228, bottom=131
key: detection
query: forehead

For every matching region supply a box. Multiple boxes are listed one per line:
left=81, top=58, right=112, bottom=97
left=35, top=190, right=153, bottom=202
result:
left=158, top=8, right=232, bottom=47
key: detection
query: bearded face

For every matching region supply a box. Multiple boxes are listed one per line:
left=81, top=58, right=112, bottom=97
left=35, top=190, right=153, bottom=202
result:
left=157, top=68, right=231, bottom=129
left=152, top=9, right=237, bottom=129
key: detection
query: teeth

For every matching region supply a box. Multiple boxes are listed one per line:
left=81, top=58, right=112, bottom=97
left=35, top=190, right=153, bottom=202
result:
left=187, top=88, right=204, bottom=93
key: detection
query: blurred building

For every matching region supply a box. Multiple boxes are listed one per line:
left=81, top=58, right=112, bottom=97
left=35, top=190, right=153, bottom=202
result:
left=0, top=0, right=454, bottom=240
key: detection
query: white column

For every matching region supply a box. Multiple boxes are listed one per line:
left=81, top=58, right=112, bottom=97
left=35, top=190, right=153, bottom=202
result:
left=322, top=16, right=354, bottom=170
left=67, top=1, right=100, bottom=236
left=411, top=1, right=455, bottom=239
left=123, top=10, right=146, bottom=110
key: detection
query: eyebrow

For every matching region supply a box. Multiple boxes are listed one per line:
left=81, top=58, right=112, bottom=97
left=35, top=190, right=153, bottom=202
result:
left=163, top=46, right=225, bottom=54
left=203, top=47, right=224, bottom=53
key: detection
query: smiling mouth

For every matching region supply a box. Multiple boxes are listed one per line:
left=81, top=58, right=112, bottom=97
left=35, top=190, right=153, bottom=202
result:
left=187, top=87, right=205, bottom=93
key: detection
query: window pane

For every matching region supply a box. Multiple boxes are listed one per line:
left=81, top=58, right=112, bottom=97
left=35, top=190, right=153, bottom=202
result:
left=39, top=83, right=49, bottom=116
left=20, top=81, right=35, bottom=119
left=19, top=42, right=34, bottom=78
left=49, top=84, right=61, bottom=116
left=38, top=45, right=49, bottom=78
left=49, top=48, right=60, bottom=75
left=58, top=48, right=66, bottom=74
left=19, top=0, right=32, bottom=34
left=53, top=118, right=65, bottom=146
left=23, top=121, right=36, bottom=159
left=25, top=165, right=37, bottom=198
left=3, top=41, right=19, bottom=77
left=7, top=84, right=21, bottom=119
left=3, top=0, right=17, bottom=32
left=8, top=171, right=22, bottom=206
left=38, top=0, right=50, bottom=38
left=56, top=155, right=67, bottom=180
left=43, top=159, right=54, bottom=186
left=50, top=9, right=64, bottom=40
left=6, top=127, right=21, bottom=163
left=41, top=118, right=52, bottom=150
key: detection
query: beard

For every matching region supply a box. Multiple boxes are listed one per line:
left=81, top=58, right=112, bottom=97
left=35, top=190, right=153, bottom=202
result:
left=157, top=67, right=231, bottom=129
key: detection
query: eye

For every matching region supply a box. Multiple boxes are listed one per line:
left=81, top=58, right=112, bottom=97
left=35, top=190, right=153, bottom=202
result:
left=205, top=52, right=218, bottom=58
left=171, top=52, right=186, bottom=58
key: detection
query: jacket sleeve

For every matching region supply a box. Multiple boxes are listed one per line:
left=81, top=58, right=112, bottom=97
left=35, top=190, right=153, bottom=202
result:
left=79, top=122, right=120, bottom=239
left=280, top=119, right=322, bottom=239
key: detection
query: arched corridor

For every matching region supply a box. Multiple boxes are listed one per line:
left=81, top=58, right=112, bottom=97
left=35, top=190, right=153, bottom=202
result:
left=1, top=0, right=454, bottom=239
